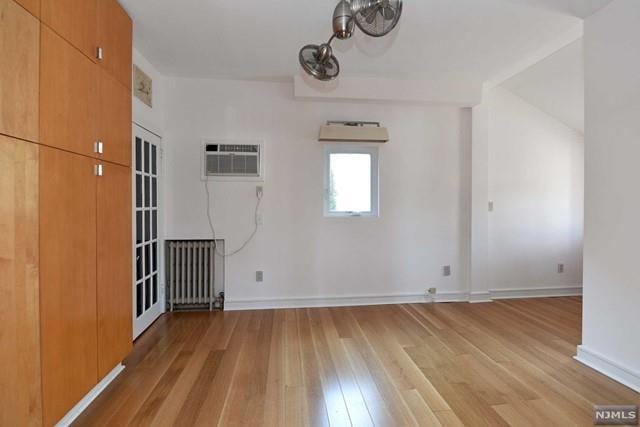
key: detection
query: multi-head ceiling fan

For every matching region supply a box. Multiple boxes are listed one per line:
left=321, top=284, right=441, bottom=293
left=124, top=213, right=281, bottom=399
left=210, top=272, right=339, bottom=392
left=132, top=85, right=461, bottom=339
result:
left=299, top=0, right=403, bottom=81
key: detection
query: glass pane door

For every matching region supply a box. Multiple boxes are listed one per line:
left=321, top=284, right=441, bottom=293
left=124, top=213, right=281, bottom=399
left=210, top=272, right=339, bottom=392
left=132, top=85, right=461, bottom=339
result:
left=133, top=124, right=163, bottom=339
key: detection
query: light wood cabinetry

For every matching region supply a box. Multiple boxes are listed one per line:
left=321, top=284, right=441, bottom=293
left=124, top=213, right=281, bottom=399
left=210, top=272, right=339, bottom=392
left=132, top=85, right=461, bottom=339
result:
left=14, top=0, right=39, bottom=17
left=41, top=0, right=97, bottom=61
left=40, top=25, right=96, bottom=157
left=3, top=0, right=134, bottom=424
left=39, top=147, right=98, bottom=426
left=97, top=162, right=133, bottom=379
left=0, top=135, right=42, bottom=427
left=41, top=23, right=131, bottom=167
left=0, top=0, right=39, bottom=142
left=97, top=68, right=132, bottom=166
left=97, top=0, right=132, bottom=89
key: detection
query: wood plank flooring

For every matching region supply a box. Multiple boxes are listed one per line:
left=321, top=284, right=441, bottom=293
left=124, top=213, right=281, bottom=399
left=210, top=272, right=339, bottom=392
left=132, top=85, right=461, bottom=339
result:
left=75, top=297, right=639, bottom=426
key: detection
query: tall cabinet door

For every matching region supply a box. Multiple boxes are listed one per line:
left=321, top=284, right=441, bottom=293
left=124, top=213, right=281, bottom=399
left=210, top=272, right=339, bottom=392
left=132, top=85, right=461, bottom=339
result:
left=0, top=136, right=42, bottom=426
left=0, top=0, right=39, bottom=142
left=41, top=0, right=97, bottom=61
left=14, top=0, right=40, bottom=17
left=97, top=68, right=132, bottom=166
left=40, top=147, right=97, bottom=426
left=97, top=161, right=132, bottom=379
left=40, top=26, right=97, bottom=158
left=97, top=0, right=132, bottom=90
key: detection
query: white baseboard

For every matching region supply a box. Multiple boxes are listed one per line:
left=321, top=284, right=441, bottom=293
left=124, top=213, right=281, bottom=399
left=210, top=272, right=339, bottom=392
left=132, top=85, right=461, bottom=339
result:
left=225, top=291, right=469, bottom=311
left=225, top=286, right=583, bottom=311
left=575, top=346, right=640, bottom=393
left=55, top=363, right=125, bottom=427
left=490, top=286, right=582, bottom=300
left=469, top=292, right=492, bottom=303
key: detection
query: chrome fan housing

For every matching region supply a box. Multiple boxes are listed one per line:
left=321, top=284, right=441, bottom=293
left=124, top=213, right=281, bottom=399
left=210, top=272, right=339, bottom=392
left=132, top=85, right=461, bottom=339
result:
left=299, top=43, right=341, bottom=81
left=351, top=0, right=403, bottom=37
left=333, top=0, right=355, bottom=40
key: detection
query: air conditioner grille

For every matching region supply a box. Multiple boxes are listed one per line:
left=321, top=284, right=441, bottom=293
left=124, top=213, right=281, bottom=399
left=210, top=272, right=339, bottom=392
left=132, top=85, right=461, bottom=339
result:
left=220, top=144, right=258, bottom=153
left=206, top=144, right=259, bottom=153
left=205, top=143, right=261, bottom=177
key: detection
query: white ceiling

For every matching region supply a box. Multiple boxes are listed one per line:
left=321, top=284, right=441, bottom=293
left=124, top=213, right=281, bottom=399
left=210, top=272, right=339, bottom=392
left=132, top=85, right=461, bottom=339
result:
left=503, top=0, right=612, bottom=18
left=502, top=39, right=584, bottom=132
left=121, top=0, right=611, bottom=83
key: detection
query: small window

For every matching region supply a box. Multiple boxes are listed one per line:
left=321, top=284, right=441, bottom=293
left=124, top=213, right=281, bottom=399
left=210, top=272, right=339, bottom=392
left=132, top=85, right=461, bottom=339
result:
left=324, top=145, right=379, bottom=217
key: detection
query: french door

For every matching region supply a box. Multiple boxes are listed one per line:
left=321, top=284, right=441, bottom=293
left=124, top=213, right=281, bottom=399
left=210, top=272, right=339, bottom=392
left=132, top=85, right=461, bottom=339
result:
left=132, top=124, right=163, bottom=338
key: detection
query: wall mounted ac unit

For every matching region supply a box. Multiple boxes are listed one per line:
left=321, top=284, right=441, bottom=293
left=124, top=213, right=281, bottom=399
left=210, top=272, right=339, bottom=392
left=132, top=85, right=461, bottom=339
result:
left=318, top=121, right=389, bottom=143
left=202, top=141, right=265, bottom=181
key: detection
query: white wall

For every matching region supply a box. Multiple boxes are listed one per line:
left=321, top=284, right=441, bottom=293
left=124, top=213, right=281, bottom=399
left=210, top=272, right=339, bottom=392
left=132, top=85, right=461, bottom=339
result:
left=487, top=87, right=584, bottom=293
left=163, top=78, right=472, bottom=307
left=578, top=0, right=640, bottom=391
left=470, top=100, right=491, bottom=301
left=132, top=48, right=166, bottom=137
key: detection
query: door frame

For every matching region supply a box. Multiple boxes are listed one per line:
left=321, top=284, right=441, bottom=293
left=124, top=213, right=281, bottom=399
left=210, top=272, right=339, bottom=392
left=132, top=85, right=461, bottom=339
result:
left=132, top=123, right=165, bottom=339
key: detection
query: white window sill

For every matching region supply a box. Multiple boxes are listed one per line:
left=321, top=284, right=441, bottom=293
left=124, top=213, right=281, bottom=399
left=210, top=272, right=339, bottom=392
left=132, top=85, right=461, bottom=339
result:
left=325, top=212, right=379, bottom=218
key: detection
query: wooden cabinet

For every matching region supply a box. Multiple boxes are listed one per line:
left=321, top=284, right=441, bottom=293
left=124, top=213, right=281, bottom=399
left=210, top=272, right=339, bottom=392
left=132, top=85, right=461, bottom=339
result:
left=0, top=0, right=39, bottom=142
left=39, top=150, right=133, bottom=424
left=97, top=0, right=132, bottom=90
left=97, top=68, right=132, bottom=166
left=40, top=25, right=97, bottom=157
left=39, top=147, right=98, bottom=426
left=41, top=0, right=97, bottom=61
left=97, top=162, right=132, bottom=379
left=0, top=135, right=42, bottom=426
left=14, top=0, right=40, bottom=17
left=40, top=24, right=131, bottom=166
left=40, top=0, right=131, bottom=89
left=3, top=1, right=134, bottom=424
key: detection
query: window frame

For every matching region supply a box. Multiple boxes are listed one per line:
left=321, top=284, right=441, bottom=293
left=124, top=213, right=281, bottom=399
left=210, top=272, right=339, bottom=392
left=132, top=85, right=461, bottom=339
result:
left=323, top=144, right=379, bottom=218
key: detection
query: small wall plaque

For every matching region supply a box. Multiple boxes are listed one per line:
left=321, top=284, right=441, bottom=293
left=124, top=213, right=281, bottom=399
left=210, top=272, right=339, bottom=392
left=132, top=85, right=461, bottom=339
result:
left=133, top=65, right=153, bottom=107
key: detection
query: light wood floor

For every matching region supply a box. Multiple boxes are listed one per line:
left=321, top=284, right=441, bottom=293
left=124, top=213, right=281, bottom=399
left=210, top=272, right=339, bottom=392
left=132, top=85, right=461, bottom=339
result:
left=75, top=297, right=639, bottom=426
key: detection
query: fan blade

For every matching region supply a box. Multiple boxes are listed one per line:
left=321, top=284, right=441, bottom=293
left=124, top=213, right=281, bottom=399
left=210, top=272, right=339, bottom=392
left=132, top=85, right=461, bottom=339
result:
left=381, top=5, right=395, bottom=20
left=307, top=53, right=333, bottom=69
left=365, top=7, right=378, bottom=24
left=313, top=63, right=325, bottom=73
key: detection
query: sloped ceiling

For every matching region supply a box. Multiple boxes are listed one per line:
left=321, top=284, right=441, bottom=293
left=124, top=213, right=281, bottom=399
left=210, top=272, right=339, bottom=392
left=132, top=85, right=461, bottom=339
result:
left=502, top=39, right=584, bottom=132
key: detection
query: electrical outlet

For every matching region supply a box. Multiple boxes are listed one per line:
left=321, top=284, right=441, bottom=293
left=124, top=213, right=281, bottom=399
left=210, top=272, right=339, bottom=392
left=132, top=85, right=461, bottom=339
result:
left=443, top=266, right=452, bottom=277
left=557, top=264, right=565, bottom=274
left=256, top=185, right=264, bottom=198
left=428, top=287, right=437, bottom=295
left=488, top=201, right=494, bottom=212
left=256, top=271, right=264, bottom=282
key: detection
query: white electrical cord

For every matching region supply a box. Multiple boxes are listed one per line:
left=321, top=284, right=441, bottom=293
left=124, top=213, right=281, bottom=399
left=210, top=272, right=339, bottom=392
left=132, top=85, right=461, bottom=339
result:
left=204, top=179, right=263, bottom=257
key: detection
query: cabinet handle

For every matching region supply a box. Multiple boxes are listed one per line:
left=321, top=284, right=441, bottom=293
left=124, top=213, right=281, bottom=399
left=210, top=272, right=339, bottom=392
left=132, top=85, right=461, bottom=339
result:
left=95, top=164, right=103, bottom=177
left=96, top=47, right=104, bottom=61
left=94, top=141, right=104, bottom=154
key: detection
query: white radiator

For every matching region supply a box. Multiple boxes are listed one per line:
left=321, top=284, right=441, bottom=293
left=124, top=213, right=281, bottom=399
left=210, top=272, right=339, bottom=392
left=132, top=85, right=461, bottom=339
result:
left=167, top=240, right=223, bottom=311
